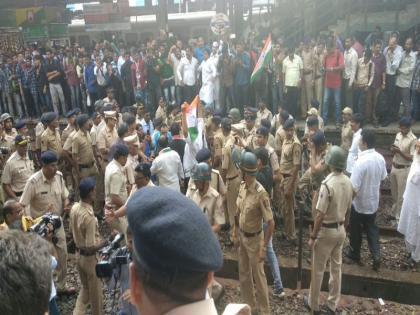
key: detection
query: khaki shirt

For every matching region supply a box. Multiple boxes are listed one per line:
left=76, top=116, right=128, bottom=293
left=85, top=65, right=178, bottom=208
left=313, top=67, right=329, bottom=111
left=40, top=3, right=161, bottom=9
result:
left=72, top=130, right=95, bottom=165
left=105, top=159, right=128, bottom=206
left=40, top=128, right=62, bottom=154
left=61, top=124, right=76, bottom=146
left=341, top=122, right=353, bottom=152
left=20, top=170, right=69, bottom=218
left=63, top=130, right=77, bottom=152
left=266, top=144, right=280, bottom=172
left=275, top=126, right=286, bottom=155
left=187, top=186, right=225, bottom=226
left=256, top=108, right=273, bottom=127
left=316, top=173, right=353, bottom=223
left=1, top=151, right=34, bottom=193
left=213, top=131, right=227, bottom=160
left=222, top=137, right=241, bottom=179
left=97, top=126, right=118, bottom=160
left=70, top=201, right=100, bottom=249
left=155, top=106, right=168, bottom=124
left=236, top=180, right=273, bottom=233
left=355, top=59, right=374, bottom=87
left=279, top=136, right=302, bottom=174
left=393, top=131, right=417, bottom=166
left=245, top=126, right=257, bottom=150
left=90, top=124, right=98, bottom=146
left=35, top=122, right=45, bottom=151
left=301, top=49, right=314, bottom=73
left=125, top=154, right=139, bottom=185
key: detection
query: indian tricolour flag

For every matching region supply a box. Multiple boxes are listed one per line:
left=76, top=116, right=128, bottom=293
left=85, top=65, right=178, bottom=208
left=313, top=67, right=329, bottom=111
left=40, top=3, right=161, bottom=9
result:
left=250, top=34, right=272, bottom=84
left=182, top=95, right=200, bottom=142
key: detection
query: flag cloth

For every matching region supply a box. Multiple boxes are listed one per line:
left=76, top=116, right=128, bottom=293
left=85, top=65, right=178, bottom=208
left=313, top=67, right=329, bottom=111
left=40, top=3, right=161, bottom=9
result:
left=250, top=34, right=272, bottom=84
left=182, top=95, right=200, bottom=142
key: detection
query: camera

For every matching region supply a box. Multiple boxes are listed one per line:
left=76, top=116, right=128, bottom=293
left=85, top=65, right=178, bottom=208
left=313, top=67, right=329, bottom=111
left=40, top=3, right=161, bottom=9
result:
left=30, top=213, right=62, bottom=238
left=96, top=233, right=129, bottom=278
left=0, top=146, right=10, bottom=155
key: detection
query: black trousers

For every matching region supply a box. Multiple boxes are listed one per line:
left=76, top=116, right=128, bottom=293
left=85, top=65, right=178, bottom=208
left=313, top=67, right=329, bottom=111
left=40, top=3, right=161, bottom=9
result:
left=384, top=74, right=398, bottom=123
left=348, top=206, right=380, bottom=260
left=285, top=86, right=299, bottom=118
left=183, top=85, right=196, bottom=104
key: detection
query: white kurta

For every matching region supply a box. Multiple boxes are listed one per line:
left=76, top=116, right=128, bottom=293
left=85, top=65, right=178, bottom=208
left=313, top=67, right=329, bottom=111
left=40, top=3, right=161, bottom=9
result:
left=198, top=58, right=217, bottom=105
left=398, top=144, right=420, bottom=261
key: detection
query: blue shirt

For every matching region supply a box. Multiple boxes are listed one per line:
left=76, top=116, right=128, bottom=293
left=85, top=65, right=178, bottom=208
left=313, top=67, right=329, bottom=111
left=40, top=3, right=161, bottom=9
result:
left=234, top=52, right=251, bottom=86
left=84, top=63, right=97, bottom=94
left=195, top=47, right=205, bottom=63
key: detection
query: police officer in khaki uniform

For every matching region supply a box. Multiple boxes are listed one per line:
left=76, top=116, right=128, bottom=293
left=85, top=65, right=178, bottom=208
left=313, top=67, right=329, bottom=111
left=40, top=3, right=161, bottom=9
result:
left=234, top=151, right=274, bottom=315
left=73, top=114, right=98, bottom=180
left=61, top=109, right=78, bottom=146
left=104, top=144, right=129, bottom=234
left=221, top=127, right=242, bottom=240
left=20, top=151, right=73, bottom=294
left=40, top=112, right=62, bottom=155
left=70, top=177, right=106, bottom=315
left=390, top=117, right=417, bottom=220
left=213, top=118, right=232, bottom=170
left=255, top=126, right=281, bottom=183
left=274, top=110, right=292, bottom=158
left=279, top=118, right=302, bottom=242
left=304, top=146, right=353, bottom=314
left=341, top=107, right=353, bottom=153
left=2, top=135, right=34, bottom=200
left=124, top=134, right=140, bottom=191
left=96, top=111, right=118, bottom=165
left=244, top=108, right=258, bottom=150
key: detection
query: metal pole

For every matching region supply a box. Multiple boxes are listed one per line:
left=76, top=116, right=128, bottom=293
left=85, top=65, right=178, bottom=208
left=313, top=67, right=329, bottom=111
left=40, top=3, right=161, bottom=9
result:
left=297, top=200, right=304, bottom=290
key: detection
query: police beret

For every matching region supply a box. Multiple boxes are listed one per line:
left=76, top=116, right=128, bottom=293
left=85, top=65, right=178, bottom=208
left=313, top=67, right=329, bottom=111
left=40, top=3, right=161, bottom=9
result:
left=79, top=177, right=96, bottom=199
left=65, top=109, right=77, bottom=118
left=307, top=116, right=319, bottom=127
left=211, top=115, right=222, bottom=125
left=74, top=107, right=82, bottom=114
left=41, top=150, right=58, bottom=165
left=256, top=126, right=269, bottom=136
left=40, top=113, right=48, bottom=124
left=195, top=148, right=211, bottom=163
left=399, top=117, right=412, bottom=127
left=15, top=135, right=28, bottom=146
left=91, top=112, right=99, bottom=120
left=127, top=187, right=223, bottom=274
left=246, top=106, right=258, bottom=114
left=124, top=134, right=138, bottom=144
left=283, top=118, right=295, bottom=129
left=76, top=114, right=89, bottom=127
left=15, top=119, right=26, bottom=130
left=311, top=130, right=326, bottom=146
left=221, top=117, right=231, bottom=129
left=104, top=111, right=117, bottom=120
left=44, top=112, right=58, bottom=124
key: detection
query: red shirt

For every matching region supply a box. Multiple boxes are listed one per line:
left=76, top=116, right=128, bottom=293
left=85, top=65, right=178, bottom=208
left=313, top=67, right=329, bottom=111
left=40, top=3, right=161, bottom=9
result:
left=323, top=49, right=344, bottom=89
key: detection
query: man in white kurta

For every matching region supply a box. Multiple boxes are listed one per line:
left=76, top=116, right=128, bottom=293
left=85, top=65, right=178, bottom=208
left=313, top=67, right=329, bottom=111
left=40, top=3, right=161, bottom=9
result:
left=398, top=139, right=420, bottom=264
left=198, top=49, right=217, bottom=108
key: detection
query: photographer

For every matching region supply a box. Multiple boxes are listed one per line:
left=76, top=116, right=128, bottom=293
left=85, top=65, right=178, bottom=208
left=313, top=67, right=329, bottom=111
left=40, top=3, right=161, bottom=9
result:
left=70, top=177, right=108, bottom=315
left=20, top=150, right=74, bottom=295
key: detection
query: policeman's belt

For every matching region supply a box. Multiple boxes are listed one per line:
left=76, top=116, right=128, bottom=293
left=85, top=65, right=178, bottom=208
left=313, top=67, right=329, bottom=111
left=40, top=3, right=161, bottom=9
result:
left=77, top=248, right=96, bottom=256
left=14, top=191, right=23, bottom=197
left=240, top=229, right=262, bottom=238
left=322, top=222, right=344, bottom=229
left=227, top=174, right=239, bottom=180
left=281, top=173, right=292, bottom=178
left=79, top=162, right=94, bottom=169
left=393, top=163, right=410, bottom=169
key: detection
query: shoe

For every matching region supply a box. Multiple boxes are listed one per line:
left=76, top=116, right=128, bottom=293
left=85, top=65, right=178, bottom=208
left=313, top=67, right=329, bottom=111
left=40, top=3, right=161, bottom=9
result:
left=273, top=288, right=286, bottom=298
left=57, top=286, right=77, bottom=296
left=372, top=258, right=381, bottom=271
left=344, top=247, right=360, bottom=264
left=321, top=305, right=337, bottom=315
left=303, top=295, right=322, bottom=315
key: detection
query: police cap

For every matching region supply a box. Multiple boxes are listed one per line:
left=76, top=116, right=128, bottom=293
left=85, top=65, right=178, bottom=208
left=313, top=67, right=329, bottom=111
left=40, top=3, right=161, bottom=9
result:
left=127, top=187, right=223, bottom=275
left=195, top=148, right=211, bottom=163
left=41, top=150, right=58, bottom=165
left=65, top=109, right=77, bottom=118
left=79, top=177, right=96, bottom=199
left=76, top=114, right=89, bottom=128
left=283, top=118, right=295, bottom=130
left=15, top=120, right=26, bottom=130
left=44, top=112, right=58, bottom=124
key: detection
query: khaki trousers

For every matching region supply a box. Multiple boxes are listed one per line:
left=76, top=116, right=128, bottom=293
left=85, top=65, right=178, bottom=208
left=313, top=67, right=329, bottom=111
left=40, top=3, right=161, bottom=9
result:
left=301, top=73, right=314, bottom=115
left=314, top=77, right=324, bottom=112
left=390, top=166, right=410, bottom=219
left=226, top=176, right=241, bottom=231
left=279, top=176, right=296, bottom=240
left=55, top=222, right=68, bottom=291
left=309, top=225, right=346, bottom=311
left=238, top=232, right=270, bottom=315
left=73, top=255, right=104, bottom=315
left=366, top=87, right=381, bottom=124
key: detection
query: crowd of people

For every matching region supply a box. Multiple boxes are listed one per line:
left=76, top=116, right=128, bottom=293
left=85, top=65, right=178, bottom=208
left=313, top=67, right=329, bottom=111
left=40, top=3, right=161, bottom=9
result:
left=0, top=26, right=420, bottom=315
